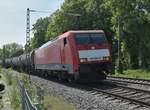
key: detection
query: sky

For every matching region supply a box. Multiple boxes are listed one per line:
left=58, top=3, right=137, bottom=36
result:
left=0, top=0, right=64, bottom=48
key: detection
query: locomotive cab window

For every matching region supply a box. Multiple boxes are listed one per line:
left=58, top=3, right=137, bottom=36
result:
left=64, top=38, right=67, bottom=46
left=75, top=33, right=106, bottom=44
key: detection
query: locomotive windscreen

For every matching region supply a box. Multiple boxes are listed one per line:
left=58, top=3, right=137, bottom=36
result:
left=75, top=33, right=106, bottom=44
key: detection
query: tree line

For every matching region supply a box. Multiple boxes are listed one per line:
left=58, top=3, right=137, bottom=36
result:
left=31, top=0, right=150, bottom=71
left=0, top=0, right=150, bottom=72
left=0, top=43, right=24, bottom=59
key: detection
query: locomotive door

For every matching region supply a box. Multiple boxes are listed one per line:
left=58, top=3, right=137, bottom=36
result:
left=61, top=38, right=67, bottom=65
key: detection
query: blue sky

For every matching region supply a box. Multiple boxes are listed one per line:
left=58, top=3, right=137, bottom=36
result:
left=0, top=0, right=64, bottom=48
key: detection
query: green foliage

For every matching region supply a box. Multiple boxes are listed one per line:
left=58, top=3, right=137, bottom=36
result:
left=31, top=17, right=49, bottom=49
left=2, top=43, right=24, bottom=58
left=115, top=69, right=150, bottom=79
left=0, top=49, right=3, bottom=59
left=11, top=77, right=22, bottom=110
left=22, top=74, right=36, bottom=99
left=1, top=69, right=22, bottom=110
left=46, top=0, right=114, bottom=41
left=105, top=0, right=150, bottom=70
left=44, top=95, right=76, bottom=110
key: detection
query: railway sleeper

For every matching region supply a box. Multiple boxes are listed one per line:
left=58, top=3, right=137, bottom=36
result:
left=108, top=89, right=124, bottom=93
left=109, top=90, right=128, bottom=94
left=114, top=91, right=135, bottom=96
left=121, top=92, right=139, bottom=97
left=136, top=95, right=150, bottom=101
left=126, top=93, right=144, bottom=98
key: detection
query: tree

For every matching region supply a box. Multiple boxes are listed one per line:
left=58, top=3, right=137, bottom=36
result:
left=0, top=49, right=3, bottom=59
left=105, top=0, right=150, bottom=70
left=3, top=43, right=24, bottom=58
left=46, top=0, right=114, bottom=41
left=31, top=17, right=49, bottom=49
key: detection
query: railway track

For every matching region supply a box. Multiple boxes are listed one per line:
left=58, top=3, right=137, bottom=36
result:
left=107, top=76, right=150, bottom=86
left=87, top=83, right=150, bottom=108
left=31, top=75, right=150, bottom=109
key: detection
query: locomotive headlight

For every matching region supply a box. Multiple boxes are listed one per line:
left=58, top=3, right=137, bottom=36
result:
left=106, top=56, right=109, bottom=60
left=103, top=56, right=109, bottom=60
left=80, top=58, right=87, bottom=62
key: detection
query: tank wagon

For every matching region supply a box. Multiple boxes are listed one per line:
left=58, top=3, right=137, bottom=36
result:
left=5, top=59, right=12, bottom=68
left=3, top=30, right=113, bottom=82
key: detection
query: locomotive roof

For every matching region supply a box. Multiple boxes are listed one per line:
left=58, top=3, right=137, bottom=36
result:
left=58, top=30, right=104, bottom=39
left=39, top=41, right=52, bottom=49
left=38, top=30, right=105, bottom=49
left=68, top=30, right=104, bottom=33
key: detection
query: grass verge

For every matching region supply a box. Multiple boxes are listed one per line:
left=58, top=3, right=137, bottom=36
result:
left=0, top=68, right=22, bottom=110
left=44, top=95, right=75, bottom=110
left=1, top=68, right=76, bottom=110
left=44, top=87, right=75, bottom=110
left=114, top=69, right=150, bottom=79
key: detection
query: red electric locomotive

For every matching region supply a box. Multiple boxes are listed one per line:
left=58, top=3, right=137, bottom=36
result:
left=34, top=30, right=112, bottom=82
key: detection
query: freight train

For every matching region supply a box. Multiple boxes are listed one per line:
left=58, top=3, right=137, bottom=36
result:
left=1, top=30, right=113, bottom=82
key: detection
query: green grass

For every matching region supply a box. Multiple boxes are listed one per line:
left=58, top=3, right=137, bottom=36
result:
left=0, top=68, right=22, bottom=110
left=11, top=76, right=22, bottom=110
left=0, top=68, right=76, bottom=110
left=42, top=82, right=76, bottom=110
left=114, top=69, right=150, bottom=79
left=44, top=95, right=76, bottom=110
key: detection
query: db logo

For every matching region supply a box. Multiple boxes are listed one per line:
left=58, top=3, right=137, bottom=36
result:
left=91, top=46, right=95, bottom=49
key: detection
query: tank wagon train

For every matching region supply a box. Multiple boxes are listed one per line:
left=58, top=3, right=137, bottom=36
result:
left=2, top=30, right=113, bottom=82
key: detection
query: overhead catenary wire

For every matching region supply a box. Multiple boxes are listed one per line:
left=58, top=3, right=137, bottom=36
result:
left=29, top=9, right=51, bottom=13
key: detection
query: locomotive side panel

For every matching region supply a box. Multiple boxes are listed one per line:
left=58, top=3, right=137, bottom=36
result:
left=34, top=41, right=62, bottom=71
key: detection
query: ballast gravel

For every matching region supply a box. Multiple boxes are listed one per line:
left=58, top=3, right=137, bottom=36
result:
left=110, top=80, right=150, bottom=92
left=125, top=83, right=150, bottom=92
left=31, top=76, right=150, bottom=110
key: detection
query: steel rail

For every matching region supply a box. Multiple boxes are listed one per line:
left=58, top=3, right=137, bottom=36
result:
left=92, top=87, right=150, bottom=107
left=108, top=79, right=150, bottom=86
left=115, top=84, right=150, bottom=94
left=108, top=76, right=150, bottom=82
left=107, top=76, right=150, bottom=86
left=80, top=83, right=150, bottom=108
